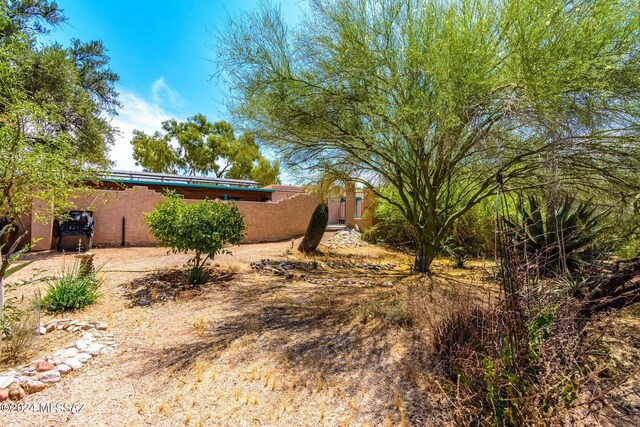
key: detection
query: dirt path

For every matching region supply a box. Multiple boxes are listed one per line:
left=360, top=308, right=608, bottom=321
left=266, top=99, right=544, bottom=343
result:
left=2, top=238, right=451, bottom=426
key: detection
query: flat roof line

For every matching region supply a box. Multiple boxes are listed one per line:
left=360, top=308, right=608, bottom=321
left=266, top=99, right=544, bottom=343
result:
left=101, top=178, right=275, bottom=193
left=106, top=170, right=259, bottom=188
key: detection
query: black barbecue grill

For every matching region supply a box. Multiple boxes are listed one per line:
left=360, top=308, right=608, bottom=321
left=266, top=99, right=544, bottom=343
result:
left=53, top=211, right=95, bottom=252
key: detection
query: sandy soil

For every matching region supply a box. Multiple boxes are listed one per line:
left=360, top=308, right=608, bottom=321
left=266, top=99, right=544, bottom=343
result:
left=0, top=236, right=447, bottom=426
left=1, top=235, right=637, bottom=426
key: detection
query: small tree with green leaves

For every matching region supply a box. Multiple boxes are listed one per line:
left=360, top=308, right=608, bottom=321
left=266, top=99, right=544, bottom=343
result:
left=145, top=193, right=246, bottom=284
left=0, top=1, right=118, bottom=319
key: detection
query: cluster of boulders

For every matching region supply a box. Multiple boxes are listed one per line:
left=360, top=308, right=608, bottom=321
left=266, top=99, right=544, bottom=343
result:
left=250, top=257, right=396, bottom=277
left=0, top=321, right=115, bottom=402
left=326, top=228, right=368, bottom=249
left=324, top=260, right=396, bottom=271
left=250, top=259, right=319, bottom=279
left=307, top=277, right=395, bottom=287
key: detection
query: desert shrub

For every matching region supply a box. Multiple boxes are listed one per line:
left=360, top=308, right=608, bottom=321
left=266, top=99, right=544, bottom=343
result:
left=449, top=201, right=496, bottom=256
left=364, top=187, right=495, bottom=257
left=353, top=297, right=412, bottom=326
left=1, top=259, right=39, bottom=365
left=508, top=195, right=609, bottom=275
left=432, top=306, right=489, bottom=376
left=40, top=265, right=101, bottom=312
left=441, top=237, right=472, bottom=268
left=428, top=265, right=635, bottom=424
left=431, top=301, right=574, bottom=425
left=361, top=187, right=415, bottom=247
left=186, top=266, right=209, bottom=285
left=145, top=192, right=246, bottom=285
left=0, top=307, right=39, bottom=364
left=602, top=204, right=640, bottom=258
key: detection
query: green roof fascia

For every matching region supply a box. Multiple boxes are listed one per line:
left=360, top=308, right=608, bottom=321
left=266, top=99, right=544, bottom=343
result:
left=100, top=178, right=275, bottom=193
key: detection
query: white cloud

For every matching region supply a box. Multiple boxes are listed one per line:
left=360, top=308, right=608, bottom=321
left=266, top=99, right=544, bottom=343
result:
left=151, top=77, right=182, bottom=109
left=108, top=82, right=181, bottom=171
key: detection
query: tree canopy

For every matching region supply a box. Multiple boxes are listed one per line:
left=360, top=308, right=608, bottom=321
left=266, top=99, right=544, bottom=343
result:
left=217, top=0, right=640, bottom=271
left=0, top=0, right=119, bottom=307
left=130, top=115, right=281, bottom=186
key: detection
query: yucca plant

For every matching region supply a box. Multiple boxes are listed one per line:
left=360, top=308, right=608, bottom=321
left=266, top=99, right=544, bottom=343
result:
left=510, top=196, right=607, bottom=274
left=441, top=237, right=471, bottom=269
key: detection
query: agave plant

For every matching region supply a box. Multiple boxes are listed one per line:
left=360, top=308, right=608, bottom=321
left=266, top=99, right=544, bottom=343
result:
left=509, top=196, right=607, bottom=274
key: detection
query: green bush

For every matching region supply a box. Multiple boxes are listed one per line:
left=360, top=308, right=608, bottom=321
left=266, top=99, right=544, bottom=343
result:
left=40, top=267, right=101, bottom=313
left=363, top=186, right=495, bottom=257
left=145, top=192, right=246, bottom=284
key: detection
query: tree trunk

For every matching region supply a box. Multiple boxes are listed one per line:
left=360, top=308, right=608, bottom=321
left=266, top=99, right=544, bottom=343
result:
left=298, top=203, right=329, bottom=253
left=414, top=238, right=436, bottom=273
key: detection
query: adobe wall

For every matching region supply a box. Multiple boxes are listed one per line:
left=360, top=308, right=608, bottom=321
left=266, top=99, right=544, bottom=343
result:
left=30, top=186, right=321, bottom=250
left=354, top=188, right=377, bottom=230
left=236, top=193, right=322, bottom=243
left=264, top=185, right=306, bottom=202
left=345, top=185, right=376, bottom=230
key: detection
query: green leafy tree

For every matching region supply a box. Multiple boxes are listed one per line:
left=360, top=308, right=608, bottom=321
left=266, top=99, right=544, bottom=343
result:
left=131, top=115, right=281, bottom=185
left=217, top=0, right=640, bottom=272
left=0, top=0, right=119, bottom=313
left=145, top=193, right=246, bottom=284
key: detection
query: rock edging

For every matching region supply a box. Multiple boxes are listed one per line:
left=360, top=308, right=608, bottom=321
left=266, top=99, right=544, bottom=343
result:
left=0, top=321, right=115, bottom=402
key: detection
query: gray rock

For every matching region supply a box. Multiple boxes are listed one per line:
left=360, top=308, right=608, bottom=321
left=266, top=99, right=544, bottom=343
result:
left=75, top=340, right=90, bottom=351
left=76, top=353, right=92, bottom=363
left=64, top=347, right=79, bottom=358
left=63, top=358, right=82, bottom=370
left=56, top=364, right=72, bottom=375
left=85, top=344, right=103, bottom=356
left=37, top=370, right=61, bottom=383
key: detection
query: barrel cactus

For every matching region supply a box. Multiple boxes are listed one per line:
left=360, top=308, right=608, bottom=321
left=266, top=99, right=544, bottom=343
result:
left=298, top=203, right=329, bottom=252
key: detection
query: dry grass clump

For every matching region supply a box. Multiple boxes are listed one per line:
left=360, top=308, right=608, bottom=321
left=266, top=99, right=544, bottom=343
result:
left=353, top=296, right=412, bottom=327
left=413, top=267, right=637, bottom=426
left=0, top=309, right=39, bottom=364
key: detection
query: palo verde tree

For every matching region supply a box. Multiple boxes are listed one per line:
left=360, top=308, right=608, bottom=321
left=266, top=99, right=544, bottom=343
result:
left=217, top=0, right=640, bottom=272
left=131, top=115, right=281, bottom=186
left=0, top=0, right=119, bottom=312
left=145, top=193, right=246, bottom=284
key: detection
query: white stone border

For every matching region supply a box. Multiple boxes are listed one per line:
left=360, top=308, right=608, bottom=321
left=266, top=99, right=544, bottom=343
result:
left=0, top=320, right=115, bottom=401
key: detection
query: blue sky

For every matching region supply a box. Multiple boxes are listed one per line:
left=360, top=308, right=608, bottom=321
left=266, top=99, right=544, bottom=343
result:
left=47, top=1, right=305, bottom=180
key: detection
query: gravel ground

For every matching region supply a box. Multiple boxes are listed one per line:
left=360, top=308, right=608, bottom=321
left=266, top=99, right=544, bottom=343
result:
left=1, top=236, right=449, bottom=426
left=1, top=236, right=637, bottom=426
